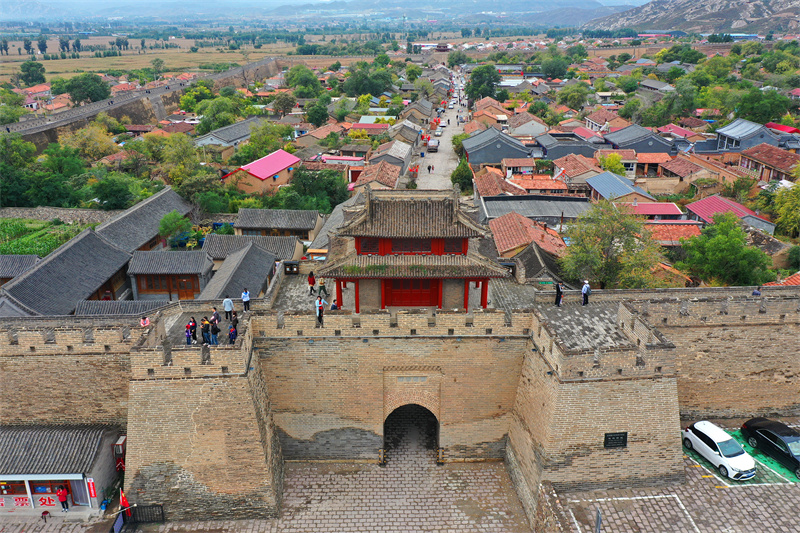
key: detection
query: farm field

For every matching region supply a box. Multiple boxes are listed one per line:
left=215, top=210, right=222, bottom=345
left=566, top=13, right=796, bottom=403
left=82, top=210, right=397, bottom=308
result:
left=0, top=218, right=89, bottom=256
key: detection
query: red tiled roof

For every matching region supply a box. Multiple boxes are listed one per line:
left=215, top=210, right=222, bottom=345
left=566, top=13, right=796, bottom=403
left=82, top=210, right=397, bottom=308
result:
left=464, top=120, right=487, bottom=135
left=645, top=222, right=702, bottom=245
left=502, top=158, right=537, bottom=167
left=637, top=153, right=672, bottom=164
left=765, top=122, right=800, bottom=134
left=489, top=212, right=566, bottom=258
left=573, top=126, right=601, bottom=140
left=473, top=167, right=526, bottom=198
left=510, top=177, right=568, bottom=191
left=617, top=202, right=682, bottom=216
left=553, top=154, right=603, bottom=178
left=161, top=122, right=196, bottom=134
left=686, top=194, right=763, bottom=224
left=475, top=96, right=502, bottom=111
left=679, top=116, right=708, bottom=128
left=350, top=123, right=390, bottom=133
left=354, top=161, right=401, bottom=188
left=661, top=157, right=702, bottom=177
left=740, top=143, right=800, bottom=174
left=585, top=108, right=619, bottom=125
left=765, top=272, right=800, bottom=286
left=306, top=123, right=345, bottom=139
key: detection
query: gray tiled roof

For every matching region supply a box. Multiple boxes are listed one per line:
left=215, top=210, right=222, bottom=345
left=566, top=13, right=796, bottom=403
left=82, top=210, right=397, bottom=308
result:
left=128, top=250, right=213, bottom=275
left=462, top=128, right=528, bottom=153
left=602, top=124, right=656, bottom=145
left=198, top=242, right=276, bottom=300
left=535, top=302, right=633, bottom=352
left=0, top=255, right=40, bottom=279
left=716, top=118, right=769, bottom=140
left=319, top=250, right=509, bottom=279
left=0, top=426, right=107, bottom=475
left=236, top=208, right=318, bottom=230
left=1, top=230, right=131, bottom=316
left=586, top=171, right=654, bottom=200
left=202, top=234, right=299, bottom=261
left=308, top=194, right=364, bottom=251
left=95, top=187, right=192, bottom=253
left=74, top=299, right=169, bottom=316
left=194, top=116, right=265, bottom=144
left=481, top=195, right=592, bottom=221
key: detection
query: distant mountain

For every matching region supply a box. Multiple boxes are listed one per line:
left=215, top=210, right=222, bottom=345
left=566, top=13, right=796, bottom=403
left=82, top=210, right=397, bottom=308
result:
left=584, top=0, right=800, bottom=33
left=269, top=0, right=610, bottom=17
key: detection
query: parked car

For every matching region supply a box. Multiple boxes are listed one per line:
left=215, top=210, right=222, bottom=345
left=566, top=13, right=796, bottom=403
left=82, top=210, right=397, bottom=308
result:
left=741, top=417, right=800, bottom=478
left=448, top=104, right=454, bottom=109
left=434, top=129, right=443, bottom=137
left=682, top=421, right=756, bottom=480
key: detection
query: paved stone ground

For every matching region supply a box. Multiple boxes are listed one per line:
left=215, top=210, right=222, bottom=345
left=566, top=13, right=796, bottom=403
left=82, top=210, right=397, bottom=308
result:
left=416, top=91, right=464, bottom=191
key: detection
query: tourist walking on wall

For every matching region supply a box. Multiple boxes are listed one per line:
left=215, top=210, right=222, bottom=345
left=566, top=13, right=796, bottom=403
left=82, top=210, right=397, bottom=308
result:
left=231, top=311, right=238, bottom=331
left=315, top=296, right=328, bottom=326
left=581, top=281, right=591, bottom=306
left=210, top=322, right=220, bottom=345
left=308, top=272, right=316, bottom=295
left=185, top=325, right=192, bottom=346
left=241, top=288, right=251, bottom=312
left=211, top=307, right=221, bottom=325
left=201, top=317, right=211, bottom=345
left=189, top=317, right=197, bottom=344
left=318, top=278, right=329, bottom=297
left=330, top=299, right=339, bottom=310
left=56, top=486, right=68, bottom=512
left=140, top=316, right=150, bottom=328
left=222, top=295, right=234, bottom=320
left=555, top=282, right=563, bottom=307
left=228, top=325, right=237, bottom=345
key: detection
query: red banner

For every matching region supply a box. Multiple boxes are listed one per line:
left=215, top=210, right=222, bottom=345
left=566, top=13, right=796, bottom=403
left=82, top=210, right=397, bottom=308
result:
left=87, top=478, right=96, bottom=498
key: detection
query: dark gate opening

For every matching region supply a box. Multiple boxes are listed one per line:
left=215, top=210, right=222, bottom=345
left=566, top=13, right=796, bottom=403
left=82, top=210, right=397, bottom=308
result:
left=383, top=404, right=439, bottom=465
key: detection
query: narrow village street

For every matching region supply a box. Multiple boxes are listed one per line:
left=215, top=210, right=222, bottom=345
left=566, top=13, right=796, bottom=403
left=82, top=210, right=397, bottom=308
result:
left=415, top=90, right=465, bottom=190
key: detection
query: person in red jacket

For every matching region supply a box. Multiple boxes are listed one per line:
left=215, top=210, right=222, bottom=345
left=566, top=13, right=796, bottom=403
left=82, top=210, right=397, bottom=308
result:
left=56, top=486, right=69, bottom=512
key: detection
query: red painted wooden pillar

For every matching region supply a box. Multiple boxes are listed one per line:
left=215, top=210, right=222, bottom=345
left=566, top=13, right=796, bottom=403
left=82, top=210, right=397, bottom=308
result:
left=355, top=280, right=360, bottom=314
left=438, top=280, right=443, bottom=309
left=336, top=280, right=343, bottom=309
left=480, top=279, right=488, bottom=309
left=463, top=279, right=469, bottom=310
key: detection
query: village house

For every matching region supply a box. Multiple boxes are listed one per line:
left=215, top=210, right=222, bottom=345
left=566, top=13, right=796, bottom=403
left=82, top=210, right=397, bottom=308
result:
left=222, top=149, right=302, bottom=194
left=235, top=208, right=324, bottom=241
left=463, top=129, right=532, bottom=166
left=509, top=176, right=569, bottom=195
left=197, top=243, right=277, bottom=301
left=202, top=234, right=303, bottom=268
left=584, top=109, right=630, bottom=132
left=478, top=194, right=592, bottom=227
left=603, top=124, right=677, bottom=155
left=552, top=153, right=605, bottom=195
left=686, top=194, right=776, bottom=235
left=0, top=255, right=39, bottom=287
left=319, top=189, right=508, bottom=311
left=369, top=140, right=413, bottom=174
left=472, top=166, right=527, bottom=202
left=615, top=201, right=683, bottom=220
left=738, top=143, right=800, bottom=182
left=128, top=250, right=214, bottom=301
left=352, top=161, right=402, bottom=193
left=489, top=211, right=567, bottom=259
left=194, top=117, right=266, bottom=149
left=586, top=171, right=655, bottom=203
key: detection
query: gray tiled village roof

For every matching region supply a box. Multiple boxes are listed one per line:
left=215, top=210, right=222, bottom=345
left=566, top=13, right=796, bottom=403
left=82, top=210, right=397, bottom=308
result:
left=0, top=255, right=40, bottom=279
left=602, top=124, right=657, bottom=145
left=95, top=187, right=192, bottom=253
left=202, top=234, right=299, bottom=261
left=198, top=242, right=276, bottom=300
left=715, top=118, right=766, bottom=140
left=0, top=230, right=131, bottom=316
left=308, top=193, right=364, bottom=251
left=194, top=116, right=265, bottom=144
left=128, top=250, right=213, bottom=275
left=462, top=128, right=528, bottom=153
left=480, top=195, right=592, bottom=221
left=0, top=426, right=106, bottom=475
left=74, top=299, right=170, bottom=316
left=236, top=208, right=319, bottom=230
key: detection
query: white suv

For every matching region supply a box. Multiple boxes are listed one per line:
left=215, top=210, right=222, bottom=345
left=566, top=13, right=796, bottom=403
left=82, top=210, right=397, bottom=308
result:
left=683, top=421, right=756, bottom=480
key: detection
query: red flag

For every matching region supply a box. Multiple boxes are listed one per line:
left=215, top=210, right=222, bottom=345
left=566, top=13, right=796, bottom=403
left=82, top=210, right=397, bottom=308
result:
left=119, top=490, right=132, bottom=517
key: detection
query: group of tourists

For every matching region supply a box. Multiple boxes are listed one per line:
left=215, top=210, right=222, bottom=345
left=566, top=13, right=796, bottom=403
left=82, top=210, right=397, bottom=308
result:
left=183, top=289, right=252, bottom=346
left=308, top=271, right=339, bottom=326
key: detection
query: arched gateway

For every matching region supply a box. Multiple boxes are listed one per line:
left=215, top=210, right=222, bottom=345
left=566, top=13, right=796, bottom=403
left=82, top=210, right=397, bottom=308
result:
left=383, top=404, right=439, bottom=465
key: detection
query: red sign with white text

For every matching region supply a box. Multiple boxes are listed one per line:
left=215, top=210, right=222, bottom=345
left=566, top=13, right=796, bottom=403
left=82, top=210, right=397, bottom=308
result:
left=87, top=478, right=96, bottom=498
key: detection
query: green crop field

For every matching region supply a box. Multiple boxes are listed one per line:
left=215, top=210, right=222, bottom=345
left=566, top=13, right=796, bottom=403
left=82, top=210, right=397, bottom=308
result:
left=0, top=218, right=89, bottom=256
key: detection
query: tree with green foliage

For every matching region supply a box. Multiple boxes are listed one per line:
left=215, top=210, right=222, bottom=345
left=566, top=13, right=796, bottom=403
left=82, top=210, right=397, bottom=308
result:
left=273, top=92, right=298, bottom=117
left=559, top=200, right=662, bottom=289
left=405, top=63, right=422, bottom=82
left=229, top=121, right=294, bottom=165
left=451, top=133, right=470, bottom=158
left=159, top=209, right=192, bottom=242
left=22, top=38, right=32, bottom=55
left=61, top=123, right=117, bottom=160
left=306, top=103, right=330, bottom=128
left=342, top=67, right=392, bottom=97
left=556, top=82, right=591, bottom=110
left=447, top=50, right=469, bottom=68
left=773, top=181, right=800, bottom=237
left=287, top=167, right=348, bottom=213
left=450, top=157, right=473, bottom=192
left=19, top=61, right=45, bottom=86
left=788, top=245, right=800, bottom=270
left=195, top=97, right=242, bottom=134
left=374, top=53, right=390, bottom=67
left=677, top=212, right=775, bottom=286
left=541, top=57, right=569, bottom=79
left=736, top=89, right=792, bottom=124
left=37, top=37, right=47, bottom=54
left=64, top=73, right=111, bottom=104
left=0, top=89, right=26, bottom=125
left=150, top=58, right=164, bottom=79
left=286, top=64, right=322, bottom=98
left=597, top=153, right=627, bottom=175
left=42, top=144, right=85, bottom=178
left=465, top=64, right=500, bottom=101
left=93, top=176, right=134, bottom=210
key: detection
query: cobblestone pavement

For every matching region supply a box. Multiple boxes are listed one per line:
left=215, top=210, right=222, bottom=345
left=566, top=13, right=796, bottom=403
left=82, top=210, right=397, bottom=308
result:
left=560, top=453, right=800, bottom=533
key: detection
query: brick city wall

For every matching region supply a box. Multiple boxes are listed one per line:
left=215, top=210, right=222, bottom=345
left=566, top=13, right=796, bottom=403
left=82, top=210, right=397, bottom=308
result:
left=124, top=326, right=282, bottom=521
left=252, top=308, right=531, bottom=462
left=0, top=318, right=142, bottom=426
left=630, top=296, right=800, bottom=418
